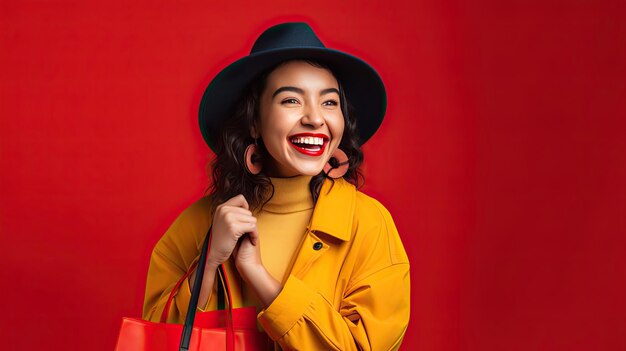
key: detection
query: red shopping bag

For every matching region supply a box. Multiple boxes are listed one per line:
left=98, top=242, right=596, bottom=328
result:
left=115, top=227, right=272, bottom=351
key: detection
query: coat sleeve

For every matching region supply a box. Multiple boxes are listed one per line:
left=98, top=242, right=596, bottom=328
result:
left=142, top=198, right=217, bottom=323
left=257, top=200, right=411, bottom=351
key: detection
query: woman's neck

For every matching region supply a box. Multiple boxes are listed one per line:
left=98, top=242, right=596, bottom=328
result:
left=261, top=175, right=314, bottom=214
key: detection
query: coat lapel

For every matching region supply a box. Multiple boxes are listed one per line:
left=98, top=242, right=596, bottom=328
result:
left=288, top=178, right=356, bottom=279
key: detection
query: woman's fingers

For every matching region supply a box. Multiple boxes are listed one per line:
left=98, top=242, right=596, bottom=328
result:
left=220, top=194, right=249, bottom=210
left=226, top=219, right=257, bottom=239
left=222, top=213, right=256, bottom=238
left=247, top=227, right=259, bottom=246
left=222, top=211, right=256, bottom=224
left=217, top=205, right=252, bottom=217
left=207, top=194, right=258, bottom=266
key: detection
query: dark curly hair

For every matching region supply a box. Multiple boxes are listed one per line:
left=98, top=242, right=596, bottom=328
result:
left=206, top=59, right=364, bottom=212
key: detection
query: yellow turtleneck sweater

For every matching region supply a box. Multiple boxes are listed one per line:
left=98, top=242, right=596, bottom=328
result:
left=242, top=175, right=314, bottom=309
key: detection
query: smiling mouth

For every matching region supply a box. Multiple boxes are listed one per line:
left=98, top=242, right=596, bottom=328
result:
left=288, top=134, right=329, bottom=156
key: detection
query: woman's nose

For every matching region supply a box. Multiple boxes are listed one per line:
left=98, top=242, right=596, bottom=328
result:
left=301, top=105, right=325, bottom=128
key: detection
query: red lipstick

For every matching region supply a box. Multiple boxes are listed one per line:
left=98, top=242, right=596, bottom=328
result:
left=288, top=133, right=329, bottom=157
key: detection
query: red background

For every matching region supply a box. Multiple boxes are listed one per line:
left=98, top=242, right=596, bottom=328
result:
left=1, top=0, right=624, bottom=350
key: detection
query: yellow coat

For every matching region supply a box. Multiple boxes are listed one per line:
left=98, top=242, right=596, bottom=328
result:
left=143, top=178, right=410, bottom=350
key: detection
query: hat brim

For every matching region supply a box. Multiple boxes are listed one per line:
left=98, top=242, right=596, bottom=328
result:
left=199, top=47, right=387, bottom=151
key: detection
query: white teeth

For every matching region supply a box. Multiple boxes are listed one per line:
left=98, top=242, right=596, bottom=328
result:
left=291, top=136, right=324, bottom=146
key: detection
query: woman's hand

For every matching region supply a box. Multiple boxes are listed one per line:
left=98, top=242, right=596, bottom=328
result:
left=232, top=226, right=282, bottom=308
left=188, top=194, right=255, bottom=309
left=207, top=194, right=258, bottom=267
left=232, top=231, right=262, bottom=274
left=208, top=194, right=281, bottom=308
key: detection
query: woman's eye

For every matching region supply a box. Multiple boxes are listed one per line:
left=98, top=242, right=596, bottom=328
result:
left=281, top=98, right=299, bottom=104
left=323, top=100, right=338, bottom=106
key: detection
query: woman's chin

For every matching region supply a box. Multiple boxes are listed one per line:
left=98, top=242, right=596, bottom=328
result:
left=285, top=163, right=325, bottom=177
left=282, top=164, right=322, bottom=177
left=264, top=155, right=327, bottom=177
left=299, top=168, right=324, bottom=176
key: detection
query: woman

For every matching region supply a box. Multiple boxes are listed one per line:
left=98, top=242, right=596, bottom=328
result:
left=143, top=22, right=410, bottom=350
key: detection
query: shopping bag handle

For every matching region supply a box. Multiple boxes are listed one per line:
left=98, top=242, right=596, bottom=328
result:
left=159, top=252, right=225, bottom=323
left=157, top=226, right=235, bottom=350
left=179, top=226, right=211, bottom=350
left=178, top=226, right=235, bottom=351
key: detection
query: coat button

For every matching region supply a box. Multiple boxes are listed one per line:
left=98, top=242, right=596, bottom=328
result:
left=313, top=242, right=323, bottom=250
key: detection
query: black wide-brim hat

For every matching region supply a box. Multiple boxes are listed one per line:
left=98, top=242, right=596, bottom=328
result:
left=199, top=22, right=387, bottom=151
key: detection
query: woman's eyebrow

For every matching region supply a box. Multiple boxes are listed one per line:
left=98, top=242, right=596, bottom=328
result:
left=272, top=86, right=304, bottom=98
left=320, top=88, right=340, bottom=96
left=272, top=86, right=340, bottom=98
